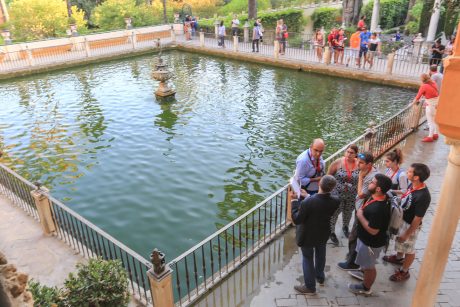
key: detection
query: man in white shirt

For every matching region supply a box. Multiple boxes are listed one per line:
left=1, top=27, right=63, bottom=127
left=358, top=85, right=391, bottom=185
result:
left=429, top=65, right=443, bottom=93
left=231, top=15, right=240, bottom=37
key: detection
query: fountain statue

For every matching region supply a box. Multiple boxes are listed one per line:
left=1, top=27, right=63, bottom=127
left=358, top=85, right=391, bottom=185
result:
left=152, top=53, right=176, bottom=98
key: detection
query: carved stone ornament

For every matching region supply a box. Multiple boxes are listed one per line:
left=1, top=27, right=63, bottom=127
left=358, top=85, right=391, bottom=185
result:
left=150, top=249, right=166, bottom=275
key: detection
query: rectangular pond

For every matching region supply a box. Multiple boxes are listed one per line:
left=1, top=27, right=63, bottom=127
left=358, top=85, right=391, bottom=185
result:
left=0, top=50, right=415, bottom=259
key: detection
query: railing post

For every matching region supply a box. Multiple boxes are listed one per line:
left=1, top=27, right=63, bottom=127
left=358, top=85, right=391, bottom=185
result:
left=31, top=184, right=56, bottom=235
left=274, top=40, right=279, bottom=59
left=214, top=20, right=219, bottom=39
left=131, top=30, right=137, bottom=49
left=363, top=121, right=377, bottom=153
left=243, top=22, right=250, bottom=43
left=386, top=52, right=395, bottom=75
left=233, top=36, right=238, bottom=52
left=200, top=31, right=205, bottom=47
left=147, top=249, right=174, bottom=307
left=170, top=25, right=176, bottom=44
left=323, top=46, right=332, bottom=65
left=286, top=186, right=293, bottom=225
left=25, top=45, right=35, bottom=67
left=84, top=37, right=91, bottom=58
left=410, top=102, right=424, bottom=131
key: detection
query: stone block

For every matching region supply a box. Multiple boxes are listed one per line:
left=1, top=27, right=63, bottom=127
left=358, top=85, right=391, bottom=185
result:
left=275, top=298, right=298, bottom=306
left=336, top=296, right=359, bottom=306
left=306, top=297, right=329, bottom=306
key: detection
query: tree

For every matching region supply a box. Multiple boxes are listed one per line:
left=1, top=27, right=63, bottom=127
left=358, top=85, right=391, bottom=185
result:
left=418, top=0, right=434, bottom=35
left=248, top=0, right=256, bottom=19
left=404, top=0, right=417, bottom=24
left=162, top=0, right=167, bottom=23
left=342, top=0, right=363, bottom=26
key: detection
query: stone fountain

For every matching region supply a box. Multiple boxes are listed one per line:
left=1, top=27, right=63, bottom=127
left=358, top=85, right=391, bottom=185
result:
left=152, top=54, right=176, bottom=98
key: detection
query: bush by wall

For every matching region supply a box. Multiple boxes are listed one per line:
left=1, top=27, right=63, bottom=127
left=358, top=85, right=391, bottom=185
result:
left=361, top=0, right=409, bottom=30
left=311, top=7, right=342, bottom=30
left=29, top=258, right=130, bottom=307
left=198, top=8, right=305, bottom=33
left=8, top=0, right=87, bottom=41
left=405, top=0, right=423, bottom=34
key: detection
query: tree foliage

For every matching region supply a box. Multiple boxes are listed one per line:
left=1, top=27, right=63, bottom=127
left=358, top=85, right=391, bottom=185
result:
left=405, top=0, right=423, bottom=34
left=218, top=0, right=271, bottom=16
left=170, top=0, right=224, bottom=18
left=311, top=7, right=342, bottom=30
left=8, top=0, right=86, bottom=41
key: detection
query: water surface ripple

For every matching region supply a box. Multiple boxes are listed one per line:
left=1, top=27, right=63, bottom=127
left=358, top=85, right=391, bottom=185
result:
left=0, top=51, right=415, bottom=258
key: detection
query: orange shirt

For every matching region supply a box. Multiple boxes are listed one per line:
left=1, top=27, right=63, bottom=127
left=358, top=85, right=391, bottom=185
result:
left=350, top=32, right=361, bottom=49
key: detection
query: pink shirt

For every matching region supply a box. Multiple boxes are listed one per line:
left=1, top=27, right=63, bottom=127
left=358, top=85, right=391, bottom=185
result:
left=415, top=82, right=439, bottom=100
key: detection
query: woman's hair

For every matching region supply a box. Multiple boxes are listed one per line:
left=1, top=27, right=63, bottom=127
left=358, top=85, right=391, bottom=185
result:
left=386, top=148, right=403, bottom=164
left=421, top=73, right=432, bottom=84
left=220, top=21, right=224, bottom=27
left=254, top=22, right=258, bottom=27
left=347, top=144, right=359, bottom=154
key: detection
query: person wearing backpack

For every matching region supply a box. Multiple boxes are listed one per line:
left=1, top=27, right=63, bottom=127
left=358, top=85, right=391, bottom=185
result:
left=382, top=163, right=431, bottom=282
left=384, top=148, right=408, bottom=196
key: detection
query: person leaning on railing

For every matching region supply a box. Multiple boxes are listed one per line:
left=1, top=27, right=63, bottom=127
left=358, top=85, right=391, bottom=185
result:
left=412, top=73, right=440, bottom=143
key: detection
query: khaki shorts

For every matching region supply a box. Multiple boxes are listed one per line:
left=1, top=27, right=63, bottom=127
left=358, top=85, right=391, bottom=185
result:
left=395, top=221, right=420, bottom=255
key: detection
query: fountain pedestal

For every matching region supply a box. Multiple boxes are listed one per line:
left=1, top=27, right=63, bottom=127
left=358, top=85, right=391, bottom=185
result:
left=152, top=57, right=175, bottom=98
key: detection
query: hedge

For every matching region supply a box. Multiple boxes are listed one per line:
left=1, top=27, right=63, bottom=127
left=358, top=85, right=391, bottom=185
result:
left=361, top=0, right=409, bottom=30
left=198, top=8, right=305, bottom=33
left=311, top=7, right=342, bottom=31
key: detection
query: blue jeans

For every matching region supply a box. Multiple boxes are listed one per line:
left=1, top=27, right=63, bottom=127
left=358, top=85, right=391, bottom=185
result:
left=301, top=244, right=326, bottom=291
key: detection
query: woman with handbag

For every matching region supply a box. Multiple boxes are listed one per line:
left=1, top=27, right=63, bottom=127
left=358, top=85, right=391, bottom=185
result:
left=412, top=73, right=439, bottom=142
left=218, top=21, right=226, bottom=48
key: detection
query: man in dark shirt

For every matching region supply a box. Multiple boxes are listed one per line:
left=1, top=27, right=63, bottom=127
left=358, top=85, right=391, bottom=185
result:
left=291, top=175, right=340, bottom=295
left=430, top=39, right=445, bottom=66
left=383, top=163, right=431, bottom=282
left=348, top=174, right=392, bottom=295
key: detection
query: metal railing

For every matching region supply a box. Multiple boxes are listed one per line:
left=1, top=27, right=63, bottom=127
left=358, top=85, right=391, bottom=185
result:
left=0, top=164, right=153, bottom=305
left=182, top=32, right=429, bottom=79
left=167, top=102, right=426, bottom=306
left=0, top=29, right=172, bottom=74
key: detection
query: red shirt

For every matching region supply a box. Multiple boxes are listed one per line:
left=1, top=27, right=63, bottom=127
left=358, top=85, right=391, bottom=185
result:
left=415, top=82, right=439, bottom=100
left=358, top=20, right=365, bottom=28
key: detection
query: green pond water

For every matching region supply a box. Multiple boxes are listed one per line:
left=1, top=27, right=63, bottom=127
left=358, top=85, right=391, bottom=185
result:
left=0, top=51, right=415, bottom=259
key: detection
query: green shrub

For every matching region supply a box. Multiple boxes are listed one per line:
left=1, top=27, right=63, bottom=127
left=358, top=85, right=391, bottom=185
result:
left=8, top=0, right=87, bottom=41
left=198, top=8, right=305, bottom=33
left=405, top=1, right=423, bottom=34
left=311, top=7, right=342, bottom=30
left=361, top=0, right=409, bottom=30
left=61, top=258, right=130, bottom=307
left=28, top=280, right=62, bottom=307
left=218, top=0, right=271, bottom=16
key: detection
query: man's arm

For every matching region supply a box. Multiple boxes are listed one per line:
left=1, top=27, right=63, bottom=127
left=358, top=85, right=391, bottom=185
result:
left=291, top=195, right=310, bottom=225
left=295, top=159, right=311, bottom=187
left=356, top=207, right=379, bottom=235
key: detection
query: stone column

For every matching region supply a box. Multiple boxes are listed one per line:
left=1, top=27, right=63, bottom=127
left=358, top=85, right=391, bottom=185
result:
left=233, top=36, right=238, bottom=52
left=199, top=31, right=204, bottom=47
left=363, top=121, right=376, bottom=152
left=31, top=185, right=56, bottom=235
left=286, top=186, right=293, bottom=225
left=426, top=0, right=442, bottom=42
left=147, top=249, right=174, bottom=307
left=412, top=24, right=460, bottom=306
left=131, top=31, right=137, bottom=49
left=274, top=40, right=279, bottom=59
left=370, top=0, right=380, bottom=33
left=25, top=45, right=34, bottom=67
left=170, top=25, right=176, bottom=44
left=323, top=46, right=332, bottom=65
left=243, top=22, right=250, bottom=43
left=214, top=20, right=220, bottom=39
left=385, top=52, right=395, bottom=74
left=412, top=33, right=425, bottom=60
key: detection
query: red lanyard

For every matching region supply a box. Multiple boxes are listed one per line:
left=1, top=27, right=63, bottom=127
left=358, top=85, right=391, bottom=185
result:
left=362, top=196, right=386, bottom=210
left=308, top=150, right=321, bottom=173
left=401, top=184, right=426, bottom=199
left=389, top=167, right=399, bottom=180
left=343, top=157, right=356, bottom=182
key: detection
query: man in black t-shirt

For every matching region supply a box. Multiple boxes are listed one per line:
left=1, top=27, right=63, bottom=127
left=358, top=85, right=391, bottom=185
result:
left=383, top=163, right=431, bottom=282
left=430, top=39, right=445, bottom=66
left=348, top=174, right=392, bottom=296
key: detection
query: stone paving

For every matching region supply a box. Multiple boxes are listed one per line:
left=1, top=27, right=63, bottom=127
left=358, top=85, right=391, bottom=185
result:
left=0, top=194, right=84, bottom=287
left=195, top=129, right=460, bottom=307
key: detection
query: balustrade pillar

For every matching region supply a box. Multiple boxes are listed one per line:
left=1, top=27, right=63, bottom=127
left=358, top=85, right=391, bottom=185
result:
left=25, top=45, right=35, bottom=67
left=170, top=26, right=176, bottom=44
left=363, top=121, right=376, bottom=153
left=31, top=185, right=56, bottom=236
left=385, top=52, right=395, bottom=75
left=147, top=249, right=174, bottom=307
left=286, top=186, right=293, bottom=225
left=84, top=38, right=91, bottom=58
left=274, top=40, right=280, bottom=59
left=323, top=46, right=332, bottom=65
left=199, top=31, right=205, bottom=47
left=243, top=22, right=250, bottom=43
left=233, top=36, right=239, bottom=52
left=131, top=31, right=137, bottom=49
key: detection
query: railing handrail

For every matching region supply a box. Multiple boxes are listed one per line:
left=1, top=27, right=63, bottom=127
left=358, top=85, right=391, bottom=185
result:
left=0, top=164, right=37, bottom=190
left=47, top=194, right=152, bottom=267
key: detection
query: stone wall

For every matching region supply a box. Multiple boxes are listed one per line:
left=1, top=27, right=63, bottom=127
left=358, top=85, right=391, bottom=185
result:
left=0, top=251, right=33, bottom=307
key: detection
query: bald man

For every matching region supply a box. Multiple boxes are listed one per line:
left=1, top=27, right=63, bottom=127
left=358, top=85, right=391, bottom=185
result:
left=295, top=139, right=326, bottom=195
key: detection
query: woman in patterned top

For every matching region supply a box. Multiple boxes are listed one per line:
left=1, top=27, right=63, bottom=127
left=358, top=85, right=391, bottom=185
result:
left=327, top=144, right=360, bottom=245
left=384, top=148, right=408, bottom=196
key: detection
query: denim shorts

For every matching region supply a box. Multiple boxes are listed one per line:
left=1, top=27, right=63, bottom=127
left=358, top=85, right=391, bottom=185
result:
left=355, top=239, right=383, bottom=269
